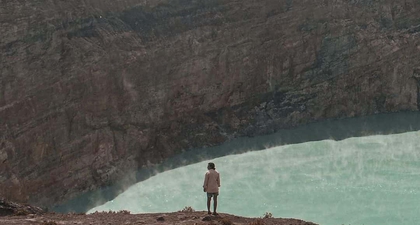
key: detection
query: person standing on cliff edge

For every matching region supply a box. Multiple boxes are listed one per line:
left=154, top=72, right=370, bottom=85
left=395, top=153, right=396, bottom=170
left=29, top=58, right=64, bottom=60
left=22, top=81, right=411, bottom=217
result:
left=203, top=162, right=221, bottom=215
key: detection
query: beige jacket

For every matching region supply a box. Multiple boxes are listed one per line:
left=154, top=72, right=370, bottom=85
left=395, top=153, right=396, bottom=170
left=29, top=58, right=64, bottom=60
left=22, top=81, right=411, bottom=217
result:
left=203, top=169, right=220, bottom=193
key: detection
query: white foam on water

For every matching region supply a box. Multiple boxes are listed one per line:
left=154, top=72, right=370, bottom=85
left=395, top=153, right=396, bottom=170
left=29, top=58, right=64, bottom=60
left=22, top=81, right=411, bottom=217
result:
left=88, top=131, right=420, bottom=225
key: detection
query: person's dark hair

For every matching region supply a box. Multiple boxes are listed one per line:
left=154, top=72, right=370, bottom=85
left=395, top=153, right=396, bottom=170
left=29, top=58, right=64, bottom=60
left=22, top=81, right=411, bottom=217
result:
left=208, top=162, right=215, bottom=170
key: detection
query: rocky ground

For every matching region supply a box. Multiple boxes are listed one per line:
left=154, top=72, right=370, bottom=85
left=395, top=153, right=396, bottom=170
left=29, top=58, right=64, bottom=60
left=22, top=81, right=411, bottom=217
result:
left=0, top=198, right=317, bottom=225
left=0, top=211, right=317, bottom=225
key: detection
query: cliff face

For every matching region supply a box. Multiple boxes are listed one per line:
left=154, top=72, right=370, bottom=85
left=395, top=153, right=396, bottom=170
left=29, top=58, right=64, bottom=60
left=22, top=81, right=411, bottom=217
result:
left=1, top=0, right=420, bottom=207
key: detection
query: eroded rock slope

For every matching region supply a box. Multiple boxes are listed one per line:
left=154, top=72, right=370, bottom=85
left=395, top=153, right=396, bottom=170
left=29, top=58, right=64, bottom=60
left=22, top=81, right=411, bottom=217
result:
left=1, top=0, right=420, bottom=207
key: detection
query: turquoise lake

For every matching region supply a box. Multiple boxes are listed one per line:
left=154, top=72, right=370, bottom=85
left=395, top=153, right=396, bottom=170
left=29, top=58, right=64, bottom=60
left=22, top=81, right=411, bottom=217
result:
left=87, top=130, right=420, bottom=225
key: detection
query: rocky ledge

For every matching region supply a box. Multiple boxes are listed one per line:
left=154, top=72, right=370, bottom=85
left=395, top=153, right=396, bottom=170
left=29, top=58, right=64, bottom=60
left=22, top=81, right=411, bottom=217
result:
left=0, top=211, right=317, bottom=225
left=0, top=198, right=316, bottom=225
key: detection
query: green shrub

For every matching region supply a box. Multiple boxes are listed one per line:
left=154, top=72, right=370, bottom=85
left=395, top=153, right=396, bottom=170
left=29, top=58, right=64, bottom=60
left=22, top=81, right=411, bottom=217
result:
left=262, top=212, right=272, bottom=218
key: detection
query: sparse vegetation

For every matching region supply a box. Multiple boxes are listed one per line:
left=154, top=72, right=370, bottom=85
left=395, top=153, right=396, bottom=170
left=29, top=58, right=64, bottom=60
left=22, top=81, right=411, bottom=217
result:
left=262, top=212, right=273, bottom=218
left=179, top=206, right=195, bottom=212
left=118, top=210, right=131, bottom=214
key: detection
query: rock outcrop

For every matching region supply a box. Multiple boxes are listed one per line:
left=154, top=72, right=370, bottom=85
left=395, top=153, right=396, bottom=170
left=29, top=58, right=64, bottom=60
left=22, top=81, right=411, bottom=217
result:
left=1, top=0, right=420, bottom=207
left=0, top=198, right=44, bottom=216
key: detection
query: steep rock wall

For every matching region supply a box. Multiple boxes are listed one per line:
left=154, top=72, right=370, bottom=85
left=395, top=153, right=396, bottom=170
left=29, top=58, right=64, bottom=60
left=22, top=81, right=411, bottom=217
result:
left=1, top=0, right=420, bottom=207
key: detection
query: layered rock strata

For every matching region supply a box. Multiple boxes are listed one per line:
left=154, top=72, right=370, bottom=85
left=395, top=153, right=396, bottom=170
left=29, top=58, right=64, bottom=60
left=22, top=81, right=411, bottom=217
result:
left=1, top=0, right=420, bottom=207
